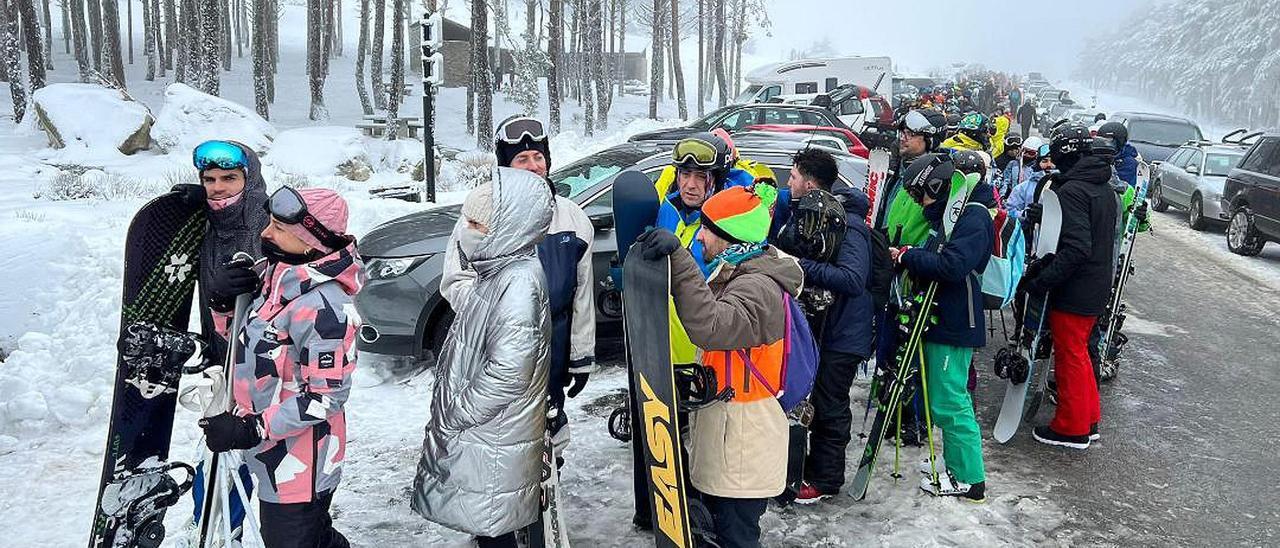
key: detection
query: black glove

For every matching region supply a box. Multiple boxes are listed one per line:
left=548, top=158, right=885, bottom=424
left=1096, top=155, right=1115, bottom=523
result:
left=199, top=412, right=262, bottom=452
left=1024, top=202, right=1043, bottom=225
left=635, top=228, right=681, bottom=261
left=207, top=256, right=259, bottom=312
left=171, top=183, right=207, bottom=207
left=566, top=373, right=590, bottom=398
left=1133, top=200, right=1149, bottom=223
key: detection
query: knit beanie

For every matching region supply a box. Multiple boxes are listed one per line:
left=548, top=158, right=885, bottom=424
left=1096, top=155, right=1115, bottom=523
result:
left=279, top=188, right=349, bottom=253
left=495, top=136, right=552, bottom=171
left=700, top=183, right=778, bottom=245
left=461, top=182, right=496, bottom=227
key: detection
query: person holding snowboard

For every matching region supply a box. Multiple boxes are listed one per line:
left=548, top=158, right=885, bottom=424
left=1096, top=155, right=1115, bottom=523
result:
left=889, top=153, right=996, bottom=501
left=198, top=186, right=362, bottom=548
left=635, top=182, right=800, bottom=548
left=1019, top=123, right=1118, bottom=450
left=411, top=169, right=554, bottom=548
left=773, top=149, right=875, bottom=505
left=442, top=116, right=597, bottom=465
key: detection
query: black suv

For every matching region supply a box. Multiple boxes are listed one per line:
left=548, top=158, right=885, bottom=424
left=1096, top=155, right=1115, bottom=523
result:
left=1221, top=133, right=1280, bottom=256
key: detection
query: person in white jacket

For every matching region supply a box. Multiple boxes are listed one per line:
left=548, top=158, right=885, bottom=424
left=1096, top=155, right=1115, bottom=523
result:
left=440, top=116, right=597, bottom=460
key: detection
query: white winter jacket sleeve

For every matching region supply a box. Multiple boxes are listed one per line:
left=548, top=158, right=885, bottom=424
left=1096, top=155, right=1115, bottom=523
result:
left=560, top=199, right=598, bottom=372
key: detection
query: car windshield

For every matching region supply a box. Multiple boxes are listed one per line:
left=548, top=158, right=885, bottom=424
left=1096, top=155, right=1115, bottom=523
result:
left=689, top=105, right=734, bottom=130
left=1129, top=119, right=1203, bottom=147
left=1204, top=153, right=1242, bottom=176
left=550, top=151, right=641, bottom=198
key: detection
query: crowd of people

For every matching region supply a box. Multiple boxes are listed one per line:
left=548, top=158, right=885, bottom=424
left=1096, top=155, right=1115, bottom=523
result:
left=178, top=72, right=1150, bottom=545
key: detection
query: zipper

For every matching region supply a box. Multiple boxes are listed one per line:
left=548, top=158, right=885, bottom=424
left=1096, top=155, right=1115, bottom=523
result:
left=965, top=274, right=976, bottom=329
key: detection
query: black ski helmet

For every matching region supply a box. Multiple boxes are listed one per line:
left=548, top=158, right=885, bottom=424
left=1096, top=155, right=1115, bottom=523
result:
left=1049, top=122, right=1092, bottom=169
left=902, top=153, right=955, bottom=203
left=1090, top=135, right=1118, bottom=161
left=951, top=150, right=988, bottom=181
left=494, top=115, right=552, bottom=170
left=1097, top=121, right=1129, bottom=150
left=897, top=109, right=948, bottom=151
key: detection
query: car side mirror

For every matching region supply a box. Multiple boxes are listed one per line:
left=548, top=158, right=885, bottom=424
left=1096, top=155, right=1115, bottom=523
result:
left=590, top=213, right=614, bottom=231
left=1185, top=163, right=1200, bottom=175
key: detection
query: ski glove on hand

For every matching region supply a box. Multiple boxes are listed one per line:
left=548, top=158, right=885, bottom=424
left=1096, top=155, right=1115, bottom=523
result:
left=200, top=412, right=263, bottom=452
left=208, top=256, right=260, bottom=312
left=170, top=183, right=207, bottom=207
left=1024, top=202, right=1043, bottom=224
left=636, top=228, right=681, bottom=261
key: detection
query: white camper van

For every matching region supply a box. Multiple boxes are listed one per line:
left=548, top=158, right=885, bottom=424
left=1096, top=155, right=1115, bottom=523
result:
left=737, top=56, right=893, bottom=104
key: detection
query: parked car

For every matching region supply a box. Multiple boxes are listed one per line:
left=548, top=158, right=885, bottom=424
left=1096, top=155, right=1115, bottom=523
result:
left=1221, top=132, right=1280, bottom=256
left=1109, top=111, right=1204, bottom=163
left=743, top=124, right=870, bottom=158
left=627, top=103, right=850, bottom=144
left=768, top=84, right=893, bottom=134
left=1150, top=140, right=1248, bottom=230
left=355, top=139, right=870, bottom=360
left=1070, top=109, right=1105, bottom=126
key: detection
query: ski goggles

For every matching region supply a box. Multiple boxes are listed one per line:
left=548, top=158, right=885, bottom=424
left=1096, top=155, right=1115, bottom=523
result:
left=266, top=187, right=347, bottom=249
left=495, top=117, right=547, bottom=145
left=898, top=110, right=937, bottom=135
left=672, top=138, right=719, bottom=169
left=1037, top=144, right=1051, bottom=159
left=193, top=140, right=248, bottom=171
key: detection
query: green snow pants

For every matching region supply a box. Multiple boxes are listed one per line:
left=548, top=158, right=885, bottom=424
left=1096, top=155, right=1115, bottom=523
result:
left=923, top=342, right=985, bottom=484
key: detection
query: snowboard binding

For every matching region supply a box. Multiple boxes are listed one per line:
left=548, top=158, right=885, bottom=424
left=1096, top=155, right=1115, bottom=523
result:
left=993, top=345, right=1030, bottom=384
left=118, top=322, right=202, bottom=399
left=98, top=460, right=196, bottom=548
left=674, top=364, right=734, bottom=412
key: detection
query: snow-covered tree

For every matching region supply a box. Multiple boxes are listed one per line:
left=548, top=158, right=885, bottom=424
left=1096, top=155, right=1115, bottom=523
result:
left=472, top=0, right=491, bottom=149
left=508, top=28, right=546, bottom=116
left=14, top=0, right=45, bottom=90
left=668, top=0, right=685, bottom=119
left=355, top=0, right=373, bottom=115
left=547, top=0, right=563, bottom=132
left=647, top=0, right=662, bottom=117
left=1, top=2, right=25, bottom=122
left=199, top=0, right=220, bottom=94
left=87, top=0, right=104, bottom=69
left=385, top=0, right=404, bottom=139
left=102, top=0, right=126, bottom=87
left=306, top=0, right=328, bottom=119
left=69, top=0, right=90, bottom=80
left=370, top=0, right=385, bottom=110
left=252, top=0, right=269, bottom=118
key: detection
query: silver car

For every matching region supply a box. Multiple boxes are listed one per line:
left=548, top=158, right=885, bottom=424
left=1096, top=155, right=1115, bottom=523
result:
left=354, top=137, right=869, bottom=362
left=1151, top=143, right=1246, bottom=230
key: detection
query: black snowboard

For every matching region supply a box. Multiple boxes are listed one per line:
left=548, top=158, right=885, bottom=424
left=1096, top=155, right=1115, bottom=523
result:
left=89, top=188, right=207, bottom=548
left=622, top=250, right=694, bottom=548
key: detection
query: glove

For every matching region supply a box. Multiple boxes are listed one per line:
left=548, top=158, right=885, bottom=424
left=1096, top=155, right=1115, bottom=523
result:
left=889, top=245, right=912, bottom=265
left=199, top=412, right=263, bottom=452
left=1024, top=202, right=1043, bottom=224
left=565, top=358, right=596, bottom=398
left=566, top=373, right=590, bottom=398
left=635, top=228, right=681, bottom=261
left=207, top=256, right=259, bottom=312
left=1133, top=200, right=1149, bottom=223
left=171, top=183, right=207, bottom=207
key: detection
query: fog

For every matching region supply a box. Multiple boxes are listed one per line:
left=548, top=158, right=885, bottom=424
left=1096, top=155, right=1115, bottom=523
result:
left=754, top=0, right=1151, bottom=80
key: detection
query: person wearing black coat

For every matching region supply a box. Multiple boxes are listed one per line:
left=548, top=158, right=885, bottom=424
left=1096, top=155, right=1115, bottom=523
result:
left=1016, top=101, right=1038, bottom=140
left=774, top=149, right=875, bottom=504
left=1021, top=124, right=1119, bottom=450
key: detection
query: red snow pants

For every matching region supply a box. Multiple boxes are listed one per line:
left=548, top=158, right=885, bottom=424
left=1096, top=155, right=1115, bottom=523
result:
left=1049, top=309, right=1101, bottom=437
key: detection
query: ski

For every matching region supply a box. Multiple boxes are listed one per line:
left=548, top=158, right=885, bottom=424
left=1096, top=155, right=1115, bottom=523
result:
left=864, top=146, right=892, bottom=228
left=622, top=250, right=695, bottom=548
left=1097, top=161, right=1151, bottom=381
left=529, top=402, right=572, bottom=548
left=89, top=187, right=206, bottom=548
left=993, top=186, right=1063, bottom=443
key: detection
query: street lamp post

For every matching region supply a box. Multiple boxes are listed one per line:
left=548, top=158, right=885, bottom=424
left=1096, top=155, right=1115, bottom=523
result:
left=419, top=12, right=443, bottom=203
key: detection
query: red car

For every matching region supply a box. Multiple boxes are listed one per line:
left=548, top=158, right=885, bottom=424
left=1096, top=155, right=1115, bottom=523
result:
left=744, top=124, right=870, bottom=158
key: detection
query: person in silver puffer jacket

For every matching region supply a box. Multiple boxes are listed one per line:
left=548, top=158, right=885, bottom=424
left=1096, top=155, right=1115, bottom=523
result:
left=410, top=168, right=553, bottom=546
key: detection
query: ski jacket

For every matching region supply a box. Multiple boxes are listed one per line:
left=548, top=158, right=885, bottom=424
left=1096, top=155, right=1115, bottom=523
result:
left=991, top=116, right=1011, bottom=159
left=669, top=245, right=802, bottom=498
left=199, top=142, right=270, bottom=365
left=1000, top=159, right=1036, bottom=198
left=411, top=168, right=553, bottom=537
left=900, top=182, right=997, bottom=348
left=882, top=155, right=933, bottom=247
left=441, top=190, right=596, bottom=410
left=942, top=132, right=985, bottom=153
left=1005, top=170, right=1047, bottom=220
left=231, top=241, right=363, bottom=504
left=795, top=186, right=875, bottom=358
left=1115, top=143, right=1140, bottom=187
left=1024, top=156, right=1119, bottom=316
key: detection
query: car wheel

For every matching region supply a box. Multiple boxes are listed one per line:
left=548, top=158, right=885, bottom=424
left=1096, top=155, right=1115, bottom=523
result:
left=1227, top=207, right=1266, bottom=256
left=1188, top=194, right=1206, bottom=231
left=1150, top=181, right=1169, bottom=212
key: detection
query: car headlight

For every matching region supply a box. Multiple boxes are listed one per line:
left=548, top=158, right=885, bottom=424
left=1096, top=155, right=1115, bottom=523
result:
left=367, top=255, right=432, bottom=280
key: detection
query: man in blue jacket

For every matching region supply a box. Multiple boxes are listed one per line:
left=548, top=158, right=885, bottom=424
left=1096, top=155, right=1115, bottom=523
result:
left=772, top=149, right=875, bottom=504
left=1096, top=122, right=1140, bottom=186
left=889, top=153, right=995, bottom=501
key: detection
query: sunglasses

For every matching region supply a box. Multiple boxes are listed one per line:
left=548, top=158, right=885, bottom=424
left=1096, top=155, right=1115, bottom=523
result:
left=495, top=117, right=547, bottom=145
left=193, top=140, right=248, bottom=171
left=267, top=187, right=347, bottom=250
left=672, top=138, right=719, bottom=168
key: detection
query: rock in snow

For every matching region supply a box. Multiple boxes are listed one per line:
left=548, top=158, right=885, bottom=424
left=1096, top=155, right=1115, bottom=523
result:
left=31, top=83, right=154, bottom=155
left=151, top=83, right=277, bottom=155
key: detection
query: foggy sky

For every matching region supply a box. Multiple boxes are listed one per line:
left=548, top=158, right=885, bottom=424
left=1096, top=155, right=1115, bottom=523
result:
left=753, top=0, right=1151, bottom=81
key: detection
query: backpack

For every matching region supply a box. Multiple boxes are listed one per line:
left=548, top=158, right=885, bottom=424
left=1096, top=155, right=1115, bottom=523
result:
left=730, top=292, right=819, bottom=412
left=972, top=203, right=1026, bottom=310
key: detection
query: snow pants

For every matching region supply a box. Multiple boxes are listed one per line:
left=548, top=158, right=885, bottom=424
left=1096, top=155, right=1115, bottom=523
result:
left=1049, top=310, right=1102, bottom=437
left=804, top=349, right=866, bottom=493
left=259, top=490, right=349, bottom=548
left=703, top=494, right=767, bottom=548
left=922, top=342, right=985, bottom=485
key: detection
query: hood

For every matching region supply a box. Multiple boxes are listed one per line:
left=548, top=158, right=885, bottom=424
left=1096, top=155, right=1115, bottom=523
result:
left=199, top=142, right=271, bottom=300
left=1064, top=155, right=1114, bottom=186
left=832, top=184, right=871, bottom=220
left=207, top=141, right=269, bottom=231
left=470, top=167, right=553, bottom=267
left=731, top=246, right=805, bottom=297
left=259, top=241, right=364, bottom=316
left=359, top=205, right=462, bottom=258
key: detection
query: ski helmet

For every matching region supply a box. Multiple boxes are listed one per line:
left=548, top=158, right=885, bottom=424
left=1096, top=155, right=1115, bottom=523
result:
left=958, top=112, right=987, bottom=132
left=902, top=153, right=955, bottom=203
left=951, top=150, right=988, bottom=181
left=494, top=116, right=551, bottom=170
left=1022, top=136, right=1046, bottom=153
left=672, top=132, right=732, bottom=180
left=1049, top=122, right=1092, bottom=169
left=1090, top=135, right=1118, bottom=161
left=1097, top=121, right=1129, bottom=150
left=897, top=109, right=948, bottom=150
left=774, top=188, right=848, bottom=263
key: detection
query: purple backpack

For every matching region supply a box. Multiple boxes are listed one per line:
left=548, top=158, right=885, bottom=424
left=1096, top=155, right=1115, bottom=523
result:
left=728, top=292, right=820, bottom=412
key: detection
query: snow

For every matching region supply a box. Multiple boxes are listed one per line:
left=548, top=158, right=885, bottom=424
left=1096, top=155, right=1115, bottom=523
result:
left=30, top=83, right=153, bottom=153
left=151, top=83, right=278, bottom=154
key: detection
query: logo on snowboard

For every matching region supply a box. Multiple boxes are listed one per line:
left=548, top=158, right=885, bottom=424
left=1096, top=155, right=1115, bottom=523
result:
left=638, top=375, right=688, bottom=547
left=163, top=253, right=193, bottom=283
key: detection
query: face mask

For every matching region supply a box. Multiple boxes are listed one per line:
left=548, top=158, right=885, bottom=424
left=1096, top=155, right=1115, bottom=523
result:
left=207, top=192, right=243, bottom=211
left=261, top=238, right=320, bottom=266
left=458, top=226, right=486, bottom=261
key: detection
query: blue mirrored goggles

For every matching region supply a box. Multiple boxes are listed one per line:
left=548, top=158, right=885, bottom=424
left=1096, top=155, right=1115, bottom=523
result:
left=1038, top=144, right=1051, bottom=158
left=193, top=140, right=249, bottom=171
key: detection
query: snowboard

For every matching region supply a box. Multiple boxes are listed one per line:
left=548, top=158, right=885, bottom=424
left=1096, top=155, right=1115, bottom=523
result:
left=89, top=187, right=207, bottom=548
left=528, top=403, right=572, bottom=548
left=622, top=250, right=694, bottom=548
left=993, top=187, right=1063, bottom=444
left=1096, top=162, right=1150, bottom=382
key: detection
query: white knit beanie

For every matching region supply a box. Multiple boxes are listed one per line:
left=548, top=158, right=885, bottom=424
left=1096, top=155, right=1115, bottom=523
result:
left=461, top=182, right=496, bottom=227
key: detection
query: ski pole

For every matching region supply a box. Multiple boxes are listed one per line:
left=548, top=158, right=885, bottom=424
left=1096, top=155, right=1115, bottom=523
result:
left=225, top=452, right=265, bottom=547
left=916, top=339, right=940, bottom=488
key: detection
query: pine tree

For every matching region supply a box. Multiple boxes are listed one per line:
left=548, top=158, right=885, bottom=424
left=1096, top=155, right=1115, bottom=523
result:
left=163, top=0, right=175, bottom=69
left=384, top=0, right=403, bottom=139
left=69, top=0, right=91, bottom=80
left=647, top=0, right=662, bottom=118
left=547, top=0, right=563, bottom=133
left=39, top=0, right=52, bottom=69
left=87, top=0, right=104, bottom=70
left=508, top=0, right=545, bottom=116
left=668, top=0, right=686, bottom=119
left=472, top=0, right=491, bottom=149
left=370, top=0, right=385, bottom=110
left=582, top=0, right=595, bottom=135
left=252, top=0, right=269, bottom=118
left=1, top=0, right=26, bottom=122
left=712, top=0, right=725, bottom=106
left=354, top=0, right=372, bottom=115
left=592, top=0, right=610, bottom=129
left=306, top=0, right=327, bottom=119
left=199, top=0, right=220, bottom=93
left=151, top=0, right=164, bottom=76
left=102, top=0, right=125, bottom=87
left=15, top=0, right=45, bottom=90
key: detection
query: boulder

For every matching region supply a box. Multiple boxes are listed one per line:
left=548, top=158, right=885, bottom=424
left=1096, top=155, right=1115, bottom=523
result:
left=268, top=126, right=369, bottom=179
left=31, top=83, right=154, bottom=155
left=151, top=83, right=276, bottom=154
